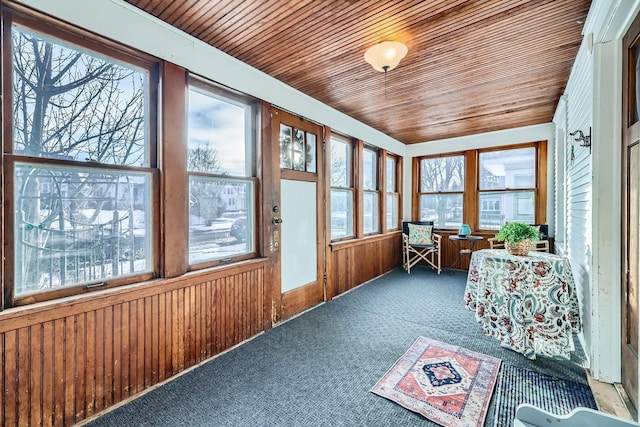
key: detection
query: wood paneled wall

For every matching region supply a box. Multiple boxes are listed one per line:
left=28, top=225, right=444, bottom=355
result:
left=327, top=233, right=402, bottom=298
left=438, top=230, right=493, bottom=271
left=0, top=259, right=269, bottom=427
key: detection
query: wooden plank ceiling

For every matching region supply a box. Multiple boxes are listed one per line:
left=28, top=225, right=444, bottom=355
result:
left=125, top=0, right=591, bottom=144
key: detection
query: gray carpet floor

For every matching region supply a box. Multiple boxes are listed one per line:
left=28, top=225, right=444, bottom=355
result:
left=86, top=267, right=590, bottom=426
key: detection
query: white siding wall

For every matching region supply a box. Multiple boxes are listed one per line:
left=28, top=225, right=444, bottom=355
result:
left=552, top=0, right=640, bottom=383
left=557, top=41, right=594, bottom=360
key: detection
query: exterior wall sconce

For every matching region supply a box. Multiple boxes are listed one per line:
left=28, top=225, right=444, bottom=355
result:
left=569, top=127, right=591, bottom=154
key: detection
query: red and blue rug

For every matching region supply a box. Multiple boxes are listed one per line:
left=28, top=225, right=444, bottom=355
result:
left=371, top=337, right=501, bottom=427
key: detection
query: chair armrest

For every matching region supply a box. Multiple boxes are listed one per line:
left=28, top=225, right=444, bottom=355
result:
left=487, top=237, right=504, bottom=249
left=532, top=240, right=549, bottom=252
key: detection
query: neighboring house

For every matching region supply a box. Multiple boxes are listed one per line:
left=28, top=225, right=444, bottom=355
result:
left=219, top=183, right=246, bottom=212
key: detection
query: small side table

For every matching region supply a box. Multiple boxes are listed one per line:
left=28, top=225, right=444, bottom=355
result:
left=448, top=235, right=484, bottom=270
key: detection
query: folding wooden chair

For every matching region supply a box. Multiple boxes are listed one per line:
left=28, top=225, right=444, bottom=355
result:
left=488, top=223, right=550, bottom=252
left=488, top=237, right=548, bottom=252
left=488, top=237, right=505, bottom=249
left=402, top=221, right=441, bottom=274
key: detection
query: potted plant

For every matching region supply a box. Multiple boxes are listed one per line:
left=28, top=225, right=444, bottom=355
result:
left=495, top=222, right=539, bottom=256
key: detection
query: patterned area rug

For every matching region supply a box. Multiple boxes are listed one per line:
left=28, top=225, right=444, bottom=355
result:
left=492, top=364, right=597, bottom=427
left=371, top=337, right=501, bottom=427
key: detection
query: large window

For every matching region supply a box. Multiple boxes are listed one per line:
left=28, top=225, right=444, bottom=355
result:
left=362, top=147, right=379, bottom=234
left=418, top=155, right=465, bottom=228
left=385, top=155, right=400, bottom=230
left=330, top=136, right=354, bottom=239
left=478, top=147, right=536, bottom=229
left=187, top=83, right=257, bottom=265
left=415, top=142, right=545, bottom=232
left=7, top=21, right=157, bottom=301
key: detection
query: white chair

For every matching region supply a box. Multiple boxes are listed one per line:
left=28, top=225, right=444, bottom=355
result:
left=514, top=403, right=640, bottom=427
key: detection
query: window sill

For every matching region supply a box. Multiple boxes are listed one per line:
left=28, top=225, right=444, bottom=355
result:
left=330, top=230, right=401, bottom=250
left=0, top=257, right=269, bottom=330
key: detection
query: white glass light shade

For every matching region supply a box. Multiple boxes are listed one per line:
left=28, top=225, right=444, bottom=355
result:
left=364, top=41, right=408, bottom=72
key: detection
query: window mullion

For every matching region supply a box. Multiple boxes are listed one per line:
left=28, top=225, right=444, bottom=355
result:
left=380, top=150, right=387, bottom=233
left=162, top=62, right=188, bottom=278
left=464, top=150, right=477, bottom=230
left=355, top=139, right=364, bottom=238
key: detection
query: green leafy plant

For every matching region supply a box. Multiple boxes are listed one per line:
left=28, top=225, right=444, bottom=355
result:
left=495, top=222, right=539, bottom=243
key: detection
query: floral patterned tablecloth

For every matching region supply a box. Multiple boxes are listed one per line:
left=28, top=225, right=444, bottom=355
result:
left=464, top=249, right=581, bottom=359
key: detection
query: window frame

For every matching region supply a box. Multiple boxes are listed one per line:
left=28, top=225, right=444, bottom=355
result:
left=383, top=153, right=401, bottom=232
left=413, top=141, right=547, bottom=232
left=361, top=144, right=380, bottom=236
left=475, top=144, right=539, bottom=232
left=476, top=142, right=541, bottom=231
left=186, top=77, right=259, bottom=270
left=2, top=10, right=161, bottom=307
left=414, top=152, right=466, bottom=230
left=329, top=133, right=356, bottom=241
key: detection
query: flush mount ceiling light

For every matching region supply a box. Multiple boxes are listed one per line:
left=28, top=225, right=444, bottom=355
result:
left=364, top=41, right=408, bottom=73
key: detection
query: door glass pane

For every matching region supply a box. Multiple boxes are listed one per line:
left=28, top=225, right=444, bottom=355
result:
left=479, top=191, right=535, bottom=229
left=306, top=133, right=316, bottom=173
left=420, top=194, right=463, bottom=228
left=480, top=147, right=535, bottom=190
left=14, top=163, right=153, bottom=296
left=279, top=125, right=292, bottom=169
left=281, top=180, right=317, bottom=292
left=330, top=189, right=353, bottom=238
left=293, top=129, right=305, bottom=171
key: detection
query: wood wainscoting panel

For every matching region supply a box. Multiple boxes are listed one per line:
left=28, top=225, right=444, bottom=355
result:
left=0, top=259, right=269, bottom=426
left=438, top=231, right=554, bottom=271
left=328, top=233, right=402, bottom=299
left=439, top=230, right=493, bottom=271
left=281, top=281, right=324, bottom=320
